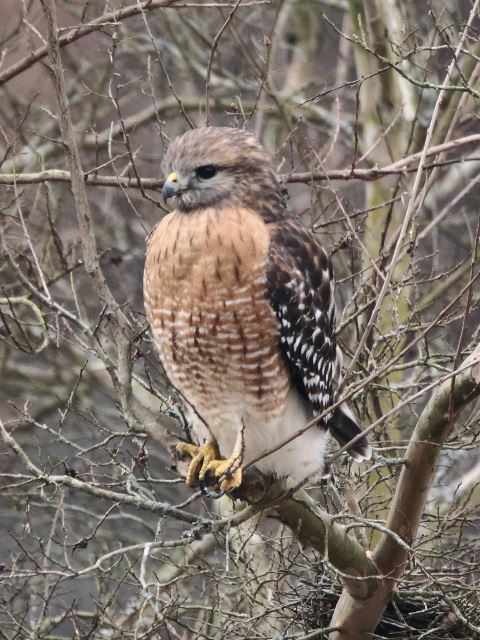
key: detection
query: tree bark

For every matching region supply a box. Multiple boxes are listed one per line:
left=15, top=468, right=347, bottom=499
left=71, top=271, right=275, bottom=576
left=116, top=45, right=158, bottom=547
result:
left=329, top=344, right=480, bottom=638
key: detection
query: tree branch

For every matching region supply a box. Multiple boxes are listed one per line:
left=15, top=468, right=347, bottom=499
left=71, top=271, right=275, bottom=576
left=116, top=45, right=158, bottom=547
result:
left=330, top=343, right=480, bottom=638
left=274, top=489, right=378, bottom=600
left=1, top=133, right=478, bottom=188
left=0, top=0, right=181, bottom=86
left=39, top=0, right=174, bottom=451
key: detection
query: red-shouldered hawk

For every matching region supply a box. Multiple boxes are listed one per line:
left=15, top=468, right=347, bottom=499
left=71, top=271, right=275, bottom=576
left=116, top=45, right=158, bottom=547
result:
left=144, top=127, right=371, bottom=492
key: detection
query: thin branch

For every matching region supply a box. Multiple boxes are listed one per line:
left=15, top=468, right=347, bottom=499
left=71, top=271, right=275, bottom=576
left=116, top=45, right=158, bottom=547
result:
left=337, top=1, right=480, bottom=396
left=0, top=0, right=182, bottom=86
left=1, top=133, right=479, bottom=187
left=330, top=342, right=480, bottom=638
left=205, top=0, right=242, bottom=125
left=0, top=418, right=197, bottom=523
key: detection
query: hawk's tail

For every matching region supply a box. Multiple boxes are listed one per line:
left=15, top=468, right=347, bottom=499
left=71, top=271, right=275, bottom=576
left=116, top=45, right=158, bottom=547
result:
left=329, top=405, right=372, bottom=462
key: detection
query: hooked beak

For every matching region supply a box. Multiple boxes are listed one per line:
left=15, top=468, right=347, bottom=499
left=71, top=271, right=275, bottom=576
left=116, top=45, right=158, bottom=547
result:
left=162, top=171, right=181, bottom=203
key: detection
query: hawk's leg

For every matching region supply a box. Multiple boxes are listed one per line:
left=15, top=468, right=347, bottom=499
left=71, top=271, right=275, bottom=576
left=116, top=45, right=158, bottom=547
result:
left=203, top=425, right=245, bottom=492
left=175, top=441, right=220, bottom=488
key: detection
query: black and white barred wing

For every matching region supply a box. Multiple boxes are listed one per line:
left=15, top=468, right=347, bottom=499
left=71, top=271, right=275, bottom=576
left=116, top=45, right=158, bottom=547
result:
left=267, top=220, right=371, bottom=462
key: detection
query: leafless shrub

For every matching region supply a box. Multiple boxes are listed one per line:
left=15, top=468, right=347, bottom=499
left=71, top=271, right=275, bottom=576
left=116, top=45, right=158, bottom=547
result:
left=1, top=1, right=479, bottom=638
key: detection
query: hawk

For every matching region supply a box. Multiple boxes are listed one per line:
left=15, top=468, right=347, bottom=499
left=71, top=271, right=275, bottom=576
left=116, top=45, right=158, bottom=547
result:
left=144, top=127, right=371, bottom=492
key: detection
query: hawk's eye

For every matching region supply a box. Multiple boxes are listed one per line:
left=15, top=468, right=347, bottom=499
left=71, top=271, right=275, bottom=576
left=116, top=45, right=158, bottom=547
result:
left=196, top=164, right=217, bottom=180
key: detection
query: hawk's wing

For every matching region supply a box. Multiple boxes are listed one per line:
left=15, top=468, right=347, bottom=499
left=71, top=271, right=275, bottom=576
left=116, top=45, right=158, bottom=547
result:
left=266, top=219, right=371, bottom=461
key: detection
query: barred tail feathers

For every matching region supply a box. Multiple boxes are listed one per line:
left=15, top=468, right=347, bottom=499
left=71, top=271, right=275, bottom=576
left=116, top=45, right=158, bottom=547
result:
left=329, top=405, right=372, bottom=462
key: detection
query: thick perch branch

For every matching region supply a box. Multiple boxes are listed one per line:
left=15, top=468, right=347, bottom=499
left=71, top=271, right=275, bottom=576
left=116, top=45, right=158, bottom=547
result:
left=172, top=459, right=378, bottom=597
left=330, top=344, right=480, bottom=639
left=0, top=414, right=374, bottom=588
left=273, top=489, right=378, bottom=600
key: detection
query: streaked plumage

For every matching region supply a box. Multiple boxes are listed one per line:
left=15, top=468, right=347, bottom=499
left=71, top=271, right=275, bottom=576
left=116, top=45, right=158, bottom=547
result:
left=144, top=127, right=370, bottom=488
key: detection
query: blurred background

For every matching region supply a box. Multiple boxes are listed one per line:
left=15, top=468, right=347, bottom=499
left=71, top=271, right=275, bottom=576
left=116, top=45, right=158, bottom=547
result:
left=0, top=1, right=479, bottom=637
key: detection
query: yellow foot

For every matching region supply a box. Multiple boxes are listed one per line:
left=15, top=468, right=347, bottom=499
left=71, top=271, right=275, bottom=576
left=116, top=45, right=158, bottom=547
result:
left=175, top=440, right=244, bottom=492
left=175, top=441, right=220, bottom=488
left=203, top=426, right=245, bottom=492
left=203, top=456, right=243, bottom=492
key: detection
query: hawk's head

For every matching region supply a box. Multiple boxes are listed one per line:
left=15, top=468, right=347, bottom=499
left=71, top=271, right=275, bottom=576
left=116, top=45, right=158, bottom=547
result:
left=161, top=127, right=286, bottom=219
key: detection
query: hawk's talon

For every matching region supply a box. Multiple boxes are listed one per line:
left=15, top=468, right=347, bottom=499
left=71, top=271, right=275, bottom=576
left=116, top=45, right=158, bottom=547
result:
left=175, top=442, right=201, bottom=461
left=175, top=431, right=244, bottom=492
left=175, top=441, right=220, bottom=488
left=221, top=468, right=243, bottom=493
left=202, top=426, right=245, bottom=492
left=203, top=457, right=243, bottom=492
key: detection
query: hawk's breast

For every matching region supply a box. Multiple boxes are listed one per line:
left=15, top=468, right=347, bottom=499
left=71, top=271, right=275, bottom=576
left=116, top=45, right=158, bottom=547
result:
left=144, top=207, right=290, bottom=423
